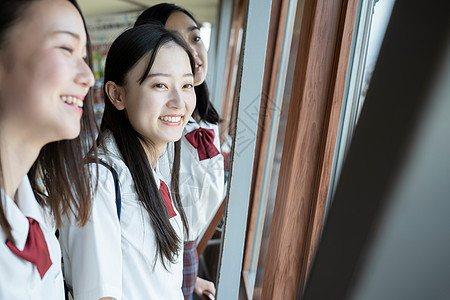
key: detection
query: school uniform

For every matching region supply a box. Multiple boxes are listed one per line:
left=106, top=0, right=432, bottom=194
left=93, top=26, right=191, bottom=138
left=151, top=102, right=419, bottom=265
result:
left=59, top=132, right=184, bottom=300
left=160, top=118, right=225, bottom=241
left=160, top=117, right=224, bottom=298
left=0, top=176, right=65, bottom=300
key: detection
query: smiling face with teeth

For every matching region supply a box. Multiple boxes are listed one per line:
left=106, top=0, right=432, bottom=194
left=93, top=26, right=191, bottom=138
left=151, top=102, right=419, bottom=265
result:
left=106, top=41, right=195, bottom=156
left=0, top=0, right=94, bottom=146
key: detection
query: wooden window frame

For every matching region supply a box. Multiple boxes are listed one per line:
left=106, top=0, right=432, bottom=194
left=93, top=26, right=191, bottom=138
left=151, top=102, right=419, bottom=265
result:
left=302, top=1, right=450, bottom=297
left=241, top=0, right=296, bottom=297
left=258, top=0, right=359, bottom=298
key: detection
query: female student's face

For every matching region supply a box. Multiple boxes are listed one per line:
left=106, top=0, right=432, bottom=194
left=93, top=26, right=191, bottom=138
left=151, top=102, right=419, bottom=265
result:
left=165, top=12, right=208, bottom=87
left=121, top=42, right=196, bottom=152
left=0, top=0, right=94, bottom=144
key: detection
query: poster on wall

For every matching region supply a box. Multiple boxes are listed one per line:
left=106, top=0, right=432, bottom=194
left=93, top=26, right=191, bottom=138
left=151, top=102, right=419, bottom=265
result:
left=86, top=12, right=139, bottom=124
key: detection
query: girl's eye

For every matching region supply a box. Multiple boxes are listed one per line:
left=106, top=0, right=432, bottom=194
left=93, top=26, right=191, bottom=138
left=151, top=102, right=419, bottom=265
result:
left=193, top=36, right=201, bottom=42
left=183, top=83, right=194, bottom=89
left=60, top=46, right=74, bottom=54
left=154, top=83, right=167, bottom=89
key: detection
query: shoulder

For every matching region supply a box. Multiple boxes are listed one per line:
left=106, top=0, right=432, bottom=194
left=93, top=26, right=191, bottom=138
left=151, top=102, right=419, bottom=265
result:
left=96, top=132, right=130, bottom=179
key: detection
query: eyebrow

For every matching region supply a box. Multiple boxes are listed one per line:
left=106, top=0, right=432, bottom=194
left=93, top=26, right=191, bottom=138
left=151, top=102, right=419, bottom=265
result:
left=52, top=30, right=81, bottom=40
left=147, top=72, right=193, bottom=78
left=188, top=25, right=201, bottom=32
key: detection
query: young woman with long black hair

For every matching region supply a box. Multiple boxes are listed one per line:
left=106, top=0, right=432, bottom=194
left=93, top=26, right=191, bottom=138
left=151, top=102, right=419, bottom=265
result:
left=135, top=4, right=225, bottom=299
left=60, top=24, right=196, bottom=299
left=0, top=0, right=97, bottom=298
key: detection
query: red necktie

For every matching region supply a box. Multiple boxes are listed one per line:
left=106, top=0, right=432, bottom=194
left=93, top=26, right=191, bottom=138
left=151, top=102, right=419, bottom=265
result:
left=159, top=180, right=177, bottom=219
left=185, top=128, right=220, bottom=161
left=5, top=217, right=52, bottom=279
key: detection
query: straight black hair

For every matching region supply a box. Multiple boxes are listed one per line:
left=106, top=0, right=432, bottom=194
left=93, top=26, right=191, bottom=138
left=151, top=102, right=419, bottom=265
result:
left=134, top=3, right=220, bottom=124
left=100, top=24, right=191, bottom=266
left=0, top=0, right=98, bottom=244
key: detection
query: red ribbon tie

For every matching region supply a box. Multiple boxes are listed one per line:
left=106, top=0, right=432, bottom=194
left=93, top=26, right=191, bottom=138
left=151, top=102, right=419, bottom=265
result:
left=185, top=128, right=220, bottom=161
left=159, top=180, right=177, bottom=219
left=6, top=217, right=52, bottom=279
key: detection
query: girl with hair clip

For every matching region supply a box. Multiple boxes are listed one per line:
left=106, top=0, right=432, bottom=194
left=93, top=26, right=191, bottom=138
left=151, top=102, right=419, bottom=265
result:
left=0, top=0, right=97, bottom=298
left=135, top=4, right=225, bottom=299
left=59, top=24, right=196, bottom=300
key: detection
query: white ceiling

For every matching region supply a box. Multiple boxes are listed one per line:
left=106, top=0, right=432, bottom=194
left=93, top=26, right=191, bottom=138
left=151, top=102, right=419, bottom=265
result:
left=77, top=0, right=220, bottom=24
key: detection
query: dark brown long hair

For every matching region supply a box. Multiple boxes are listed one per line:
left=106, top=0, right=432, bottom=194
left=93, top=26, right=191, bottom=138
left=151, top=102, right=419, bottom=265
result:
left=0, top=0, right=98, bottom=244
left=100, top=24, right=190, bottom=266
left=135, top=3, right=220, bottom=124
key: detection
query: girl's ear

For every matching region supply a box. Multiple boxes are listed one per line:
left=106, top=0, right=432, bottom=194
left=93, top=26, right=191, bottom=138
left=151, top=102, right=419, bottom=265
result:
left=105, top=81, right=126, bottom=110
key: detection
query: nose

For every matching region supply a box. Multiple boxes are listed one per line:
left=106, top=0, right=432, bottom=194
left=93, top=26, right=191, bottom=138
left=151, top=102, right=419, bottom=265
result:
left=75, top=58, right=95, bottom=89
left=188, top=44, right=198, bottom=57
left=167, top=88, right=184, bottom=109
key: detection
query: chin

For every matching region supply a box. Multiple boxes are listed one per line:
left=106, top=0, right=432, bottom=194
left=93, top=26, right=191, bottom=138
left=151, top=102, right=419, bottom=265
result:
left=170, top=132, right=184, bottom=143
left=61, top=126, right=82, bottom=141
left=194, top=73, right=207, bottom=86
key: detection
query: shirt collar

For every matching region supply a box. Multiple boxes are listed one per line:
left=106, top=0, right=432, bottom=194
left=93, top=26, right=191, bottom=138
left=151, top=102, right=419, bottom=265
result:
left=1, top=176, right=45, bottom=250
left=157, top=144, right=172, bottom=184
left=104, top=131, right=164, bottom=190
left=154, top=161, right=162, bottom=190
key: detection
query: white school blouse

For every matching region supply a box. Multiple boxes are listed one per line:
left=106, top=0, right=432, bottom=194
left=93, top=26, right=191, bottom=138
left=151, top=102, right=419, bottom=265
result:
left=59, top=134, right=184, bottom=300
left=0, top=176, right=64, bottom=300
left=159, top=118, right=225, bottom=241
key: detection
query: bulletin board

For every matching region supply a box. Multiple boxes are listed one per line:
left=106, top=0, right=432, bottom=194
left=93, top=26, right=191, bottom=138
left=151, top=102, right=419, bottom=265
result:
left=85, top=12, right=139, bottom=124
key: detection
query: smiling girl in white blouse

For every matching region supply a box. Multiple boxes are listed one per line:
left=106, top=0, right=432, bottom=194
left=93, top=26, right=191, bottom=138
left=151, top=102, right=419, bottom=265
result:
left=135, top=5, right=225, bottom=299
left=60, top=24, right=196, bottom=300
left=0, top=0, right=97, bottom=299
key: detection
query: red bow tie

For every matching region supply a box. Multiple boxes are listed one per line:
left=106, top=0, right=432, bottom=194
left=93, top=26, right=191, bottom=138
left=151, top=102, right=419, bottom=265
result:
left=5, top=217, right=52, bottom=279
left=159, top=180, right=177, bottom=219
left=185, top=128, right=220, bottom=161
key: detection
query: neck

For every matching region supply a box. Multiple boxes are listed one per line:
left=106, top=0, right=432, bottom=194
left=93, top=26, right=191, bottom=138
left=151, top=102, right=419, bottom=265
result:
left=192, top=111, right=200, bottom=123
left=140, top=140, right=165, bottom=170
left=0, top=129, right=42, bottom=200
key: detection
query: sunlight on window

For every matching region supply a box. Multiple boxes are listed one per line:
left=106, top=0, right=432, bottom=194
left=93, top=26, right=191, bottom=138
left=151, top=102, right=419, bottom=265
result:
left=200, top=22, right=211, bottom=51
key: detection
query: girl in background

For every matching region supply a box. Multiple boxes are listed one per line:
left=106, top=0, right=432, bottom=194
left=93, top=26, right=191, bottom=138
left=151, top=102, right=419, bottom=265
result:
left=60, top=24, right=196, bottom=299
left=135, top=4, right=225, bottom=299
left=0, top=0, right=97, bottom=298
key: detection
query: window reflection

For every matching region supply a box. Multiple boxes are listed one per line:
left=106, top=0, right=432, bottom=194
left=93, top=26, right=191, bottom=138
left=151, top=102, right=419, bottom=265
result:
left=327, top=0, right=396, bottom=209
left=358, top=0, right=396, bottom=120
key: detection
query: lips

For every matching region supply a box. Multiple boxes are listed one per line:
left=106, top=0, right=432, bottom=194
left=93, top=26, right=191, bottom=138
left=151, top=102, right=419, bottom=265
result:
left=195, top=59, right=202, bottom=73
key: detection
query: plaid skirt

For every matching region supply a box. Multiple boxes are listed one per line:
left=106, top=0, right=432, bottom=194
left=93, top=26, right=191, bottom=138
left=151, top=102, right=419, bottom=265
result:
left=182, top=240, right=199, bottom=300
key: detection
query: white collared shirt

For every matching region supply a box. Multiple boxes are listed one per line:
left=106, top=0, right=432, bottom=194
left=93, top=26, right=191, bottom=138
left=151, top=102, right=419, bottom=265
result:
left=0, top=176, right=64, bottom=300
left=59, top=133, right=184, bottom=300
left=160, top=118, right=225, bottom=241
